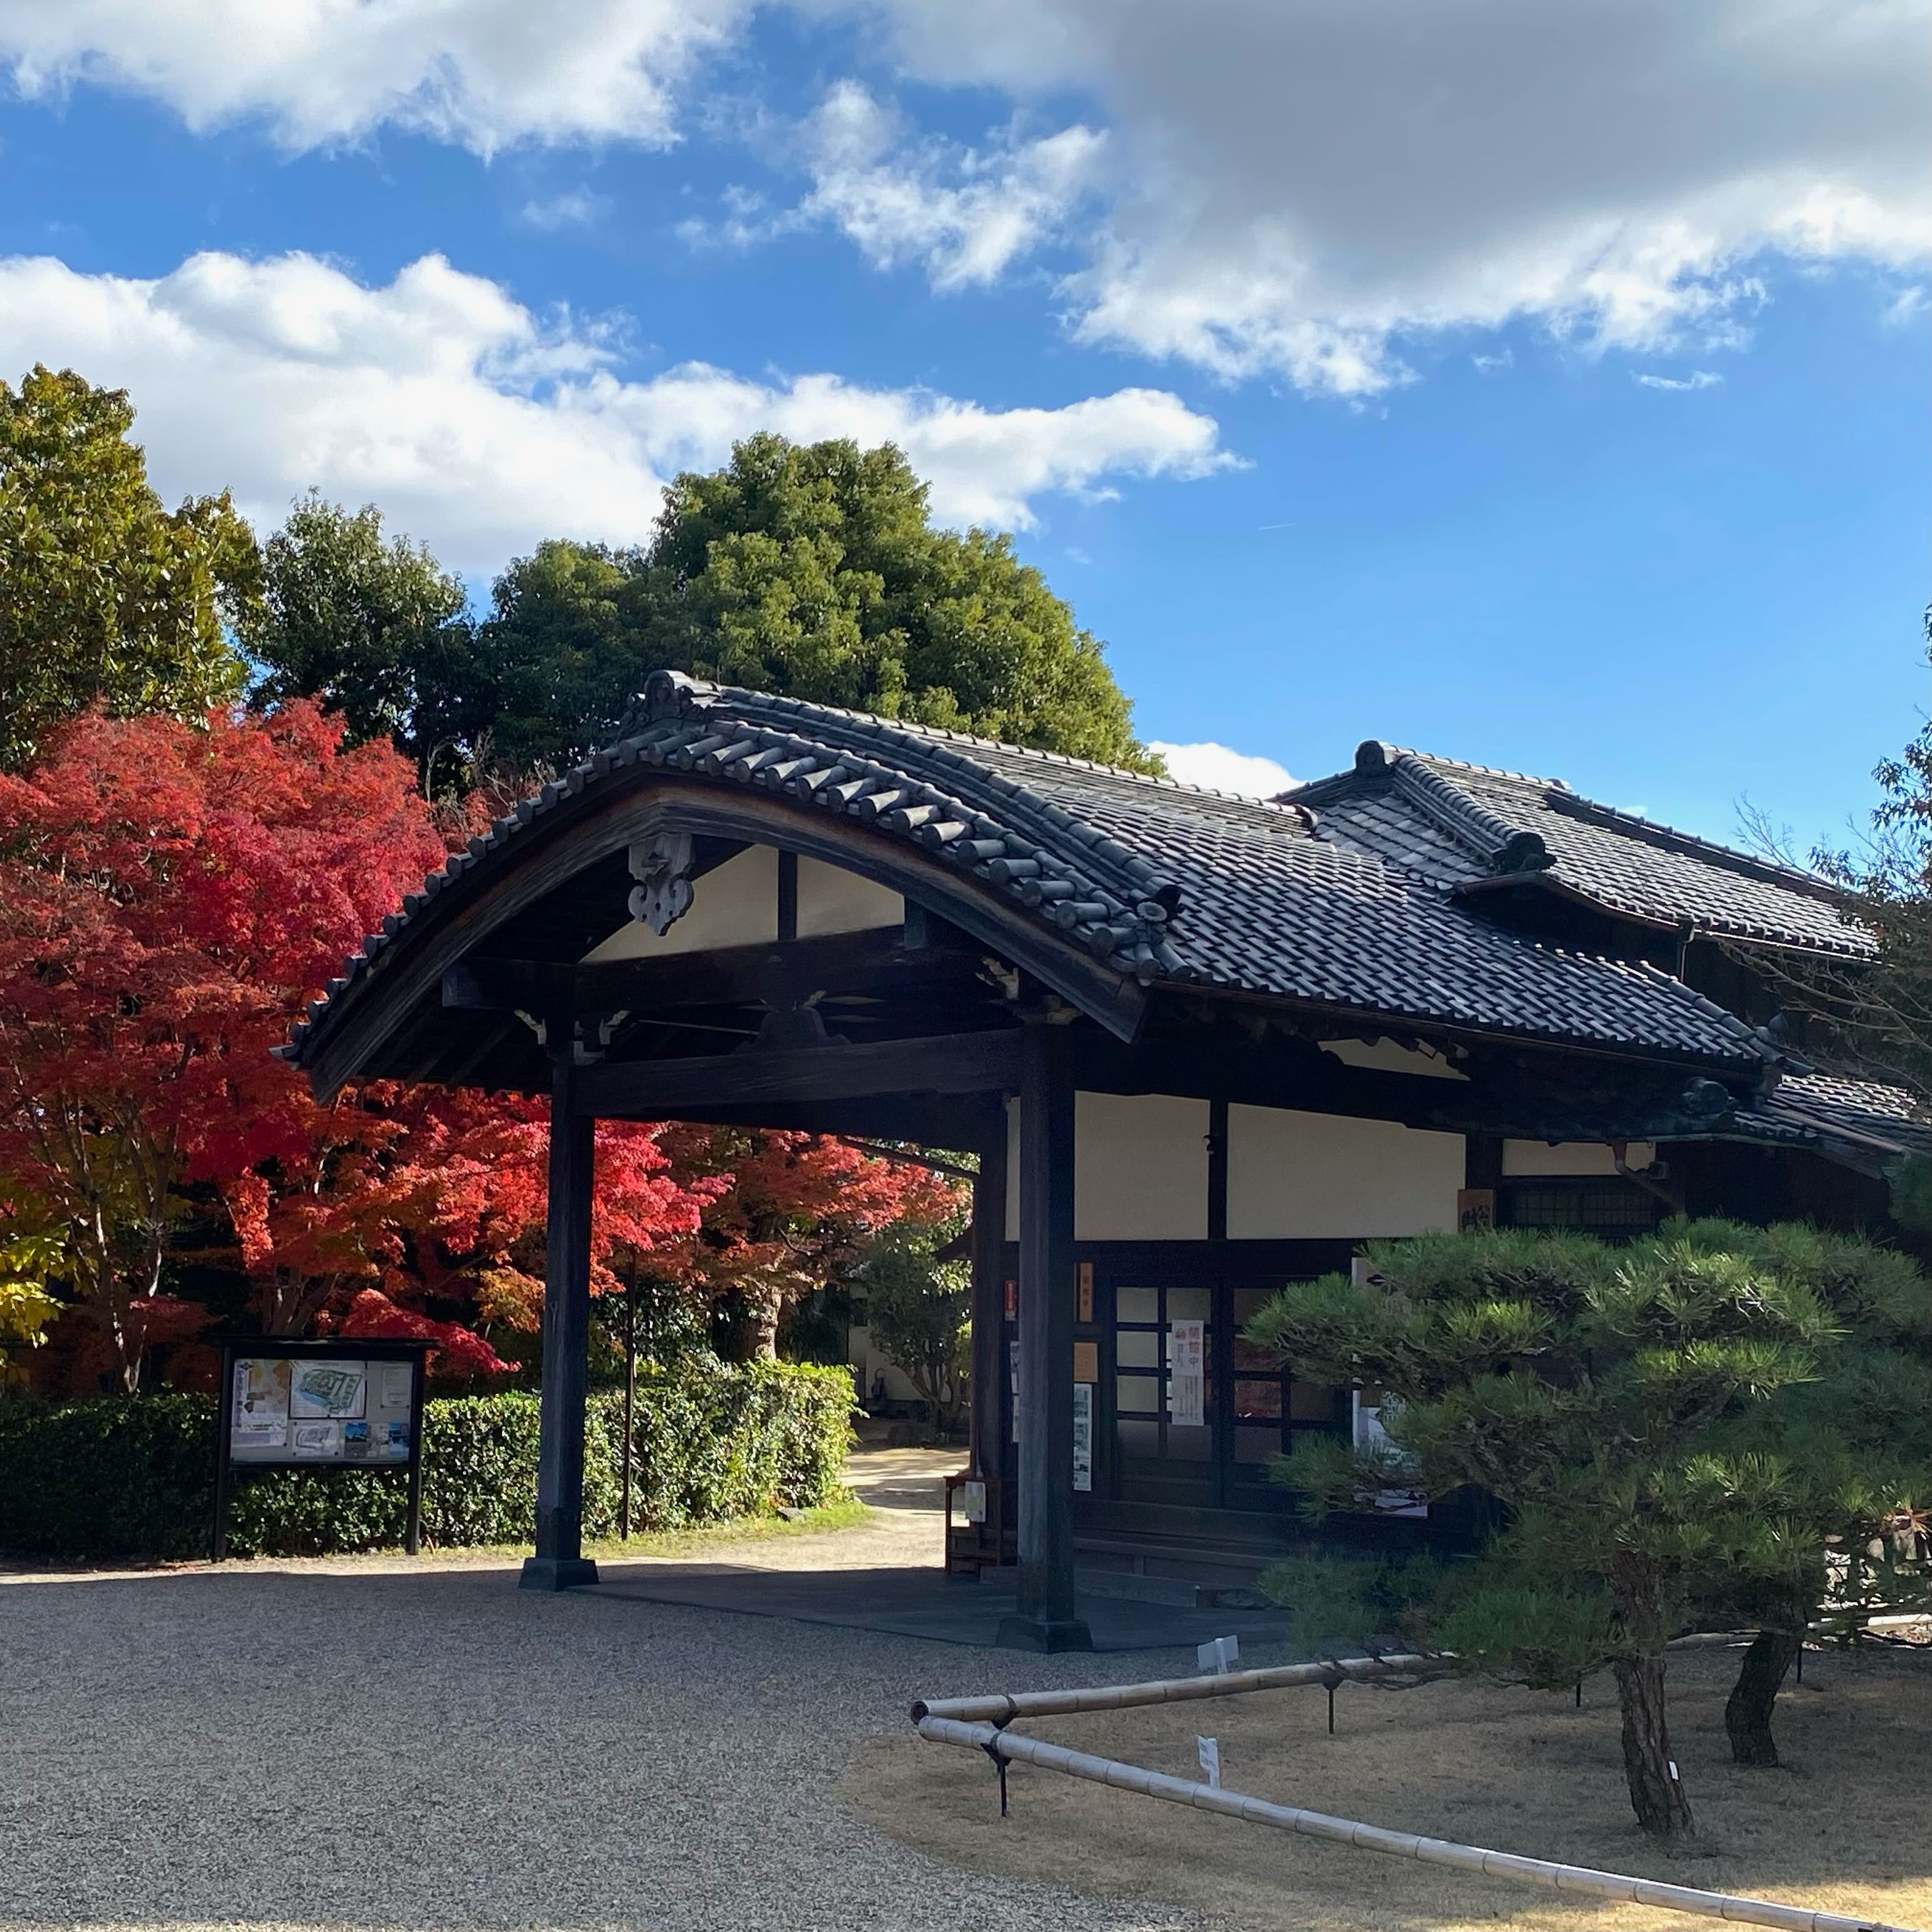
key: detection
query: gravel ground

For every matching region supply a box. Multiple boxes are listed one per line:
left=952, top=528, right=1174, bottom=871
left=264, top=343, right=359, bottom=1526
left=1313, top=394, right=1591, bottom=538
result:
left=0, top=1453, right=1200, bottom=1932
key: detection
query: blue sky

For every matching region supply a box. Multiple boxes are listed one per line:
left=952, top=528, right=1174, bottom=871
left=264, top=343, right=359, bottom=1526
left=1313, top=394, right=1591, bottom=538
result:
left=0, top=1, right=1923, bottom=850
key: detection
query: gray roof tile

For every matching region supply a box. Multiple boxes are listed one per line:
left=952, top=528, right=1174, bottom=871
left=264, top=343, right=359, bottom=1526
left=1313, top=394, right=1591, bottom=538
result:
left=1287, top=743, right=1868, bottom=956
left=285, top=675, right=1773, bottom=1073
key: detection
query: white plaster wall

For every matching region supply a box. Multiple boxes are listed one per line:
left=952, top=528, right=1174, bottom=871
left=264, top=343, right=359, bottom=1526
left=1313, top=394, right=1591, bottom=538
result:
left=797, top=854, right=904, bottom=936
left=1503, top=1140, right=1655, bottom=1176
left=582, top=845, right=907, bottom=962
left=848, top=1324, right=923, bottom=1404
left=582, top=844, right=779, bottom=961
left=1228, top=1105, right=1464, bottom=1239
left=1001, top=1092, right=1211, bottom=1242
left=1076, top=1092, right=1210, bottom=1241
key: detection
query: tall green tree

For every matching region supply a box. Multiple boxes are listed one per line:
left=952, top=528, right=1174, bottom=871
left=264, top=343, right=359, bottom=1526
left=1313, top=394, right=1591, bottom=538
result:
left=0, top=366, right=257, bottom=769
left=244, top=494, right=472, bottom=779
left=1248, top=1228, right=1837, bottom=1840
left=469, top=434, right=1158, bottom=774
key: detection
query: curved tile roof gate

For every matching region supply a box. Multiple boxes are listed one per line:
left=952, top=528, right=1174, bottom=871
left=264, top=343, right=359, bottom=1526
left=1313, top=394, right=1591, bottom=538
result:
left=275, top=674, right=1902, bottom=1626
left=286, top=669, right=1778, bottom=1103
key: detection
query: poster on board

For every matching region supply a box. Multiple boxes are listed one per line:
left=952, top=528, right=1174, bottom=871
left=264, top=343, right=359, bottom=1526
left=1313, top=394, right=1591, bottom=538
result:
left=1072, top=1380, right=1093, bottom=1492
left=231, top=1357, right=291, bottom=1451
left=1169, top=1319, right=1205, bottom=1428
left=229, top=1355, right=413, bottom=1465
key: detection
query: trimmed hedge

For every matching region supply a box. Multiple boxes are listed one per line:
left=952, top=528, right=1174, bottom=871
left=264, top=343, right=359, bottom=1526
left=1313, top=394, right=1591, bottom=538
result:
left=0, top=1358, right=854, bottom=1561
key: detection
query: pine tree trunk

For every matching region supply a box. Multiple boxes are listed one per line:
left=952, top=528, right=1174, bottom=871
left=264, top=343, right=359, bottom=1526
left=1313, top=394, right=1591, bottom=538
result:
left=1612, top=1655, right=1696, bottom=1838
left=1724, top=1629, right=1800, bottom=1767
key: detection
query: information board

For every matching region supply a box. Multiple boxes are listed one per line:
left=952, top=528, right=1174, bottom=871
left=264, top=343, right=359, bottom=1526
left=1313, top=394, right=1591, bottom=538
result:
left=229, top=1354, right=416, bottom=1465
left=211, top=1337, right=431, bottom=1558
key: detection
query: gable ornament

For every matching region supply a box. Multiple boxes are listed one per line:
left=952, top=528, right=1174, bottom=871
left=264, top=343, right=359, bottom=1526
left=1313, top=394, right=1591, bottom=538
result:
left=629, top=831, right=696, bottom=935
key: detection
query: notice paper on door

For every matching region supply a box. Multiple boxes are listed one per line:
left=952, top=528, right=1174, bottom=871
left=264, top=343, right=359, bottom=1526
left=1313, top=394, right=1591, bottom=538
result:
left=1169, top=1319, right=1205, bottom=1428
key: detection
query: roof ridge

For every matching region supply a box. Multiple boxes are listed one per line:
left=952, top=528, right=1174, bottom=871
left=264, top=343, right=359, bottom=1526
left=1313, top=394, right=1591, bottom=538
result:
left=1384, top=743, right=1569, bottom=792
left=1283, top=735, right=1855, bottom=926
left=634, top=671, right=1313, bottom=815
left=1323, top=739, right=1553, bottom=876
left=1538, top=789, right=1849, bottom=904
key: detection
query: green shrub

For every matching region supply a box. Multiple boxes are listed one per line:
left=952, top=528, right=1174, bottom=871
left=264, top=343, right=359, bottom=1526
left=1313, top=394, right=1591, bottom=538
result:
left=0, top=1357, right=854, bottom=1561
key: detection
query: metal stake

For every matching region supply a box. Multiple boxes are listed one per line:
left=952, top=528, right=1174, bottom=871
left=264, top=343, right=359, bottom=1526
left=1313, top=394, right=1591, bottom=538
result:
left=621, top=1258, right=637, bottom=1540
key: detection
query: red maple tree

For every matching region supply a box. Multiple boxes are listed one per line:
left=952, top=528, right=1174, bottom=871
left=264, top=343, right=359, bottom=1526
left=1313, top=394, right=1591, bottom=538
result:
left=663, top=1126, right=960, bottom=1357
left=0, top=704, right=956, bottom=1391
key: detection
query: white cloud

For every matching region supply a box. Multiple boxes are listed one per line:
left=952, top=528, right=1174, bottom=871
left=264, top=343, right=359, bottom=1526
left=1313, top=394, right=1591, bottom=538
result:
left=1633, top=370, right=1722, bottom=391
left=1883, top=285, right=1931, bottom=326
left=1148, top=741, right=1295, bottom=798
left=0, top=249, right=1231, bottom=570
left=520, top=188, right=611, bottom=231
left=856, top=0, right=1932, bottom=391
left=0, top=0, right=746, bottom=152
left=796, top=81, right=1106, bottom=290
left=4, top=1, right=1926, bottom=394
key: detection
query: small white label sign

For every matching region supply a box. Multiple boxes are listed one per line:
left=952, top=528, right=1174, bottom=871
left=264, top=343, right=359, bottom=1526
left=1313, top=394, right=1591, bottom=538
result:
left=1169, top=1320, right=1204, bottom=1428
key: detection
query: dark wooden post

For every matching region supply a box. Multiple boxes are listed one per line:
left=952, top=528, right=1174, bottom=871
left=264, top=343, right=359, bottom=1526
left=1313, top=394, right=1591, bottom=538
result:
left=521, top=1057, right=599, bottom=1591
left=967, top=1109, right=1008, bottom=1555
left=998, top=1018, right=1091, bottom=1651
left=621, top=1259, right=637, bottom=1541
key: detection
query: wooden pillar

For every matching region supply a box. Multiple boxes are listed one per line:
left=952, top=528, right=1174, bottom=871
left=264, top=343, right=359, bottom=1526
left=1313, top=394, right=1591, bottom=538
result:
left=521, top=1058, right=600, bottom=1591
left=999, top=1018, right=1091, bottom=1651
left=968, top=1117, right=1007, bottom=1488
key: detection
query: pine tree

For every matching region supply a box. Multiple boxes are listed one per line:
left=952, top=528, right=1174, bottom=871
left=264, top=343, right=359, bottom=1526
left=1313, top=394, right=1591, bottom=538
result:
left=1248, top=1228, right=1836, bottom=1838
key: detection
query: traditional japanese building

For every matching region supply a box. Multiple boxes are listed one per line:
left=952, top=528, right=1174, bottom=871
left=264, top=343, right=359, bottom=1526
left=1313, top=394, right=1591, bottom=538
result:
left=281, top=673, right=1923, bottom=1649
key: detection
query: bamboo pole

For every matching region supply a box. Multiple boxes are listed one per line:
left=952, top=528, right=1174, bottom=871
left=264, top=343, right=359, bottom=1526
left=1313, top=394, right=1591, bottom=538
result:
left=912, top=1651, right=1446, bottom=1725
left=915, top=1717, right=1906, bottom=1932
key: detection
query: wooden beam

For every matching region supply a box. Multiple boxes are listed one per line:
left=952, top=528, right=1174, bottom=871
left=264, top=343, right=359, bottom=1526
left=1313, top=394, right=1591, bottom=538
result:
left=444, top=926, right=985, bottom=1024
left=574, top=1028, right=1024, bottom=1118
left=616, top=1093, right=1003, bottom=1146
left=1001, top=1018, right=1091, bottom=1651
left=521, top=1059, right=599, bottom=1593
left=1071, top=1028, right=1752, bottom=1146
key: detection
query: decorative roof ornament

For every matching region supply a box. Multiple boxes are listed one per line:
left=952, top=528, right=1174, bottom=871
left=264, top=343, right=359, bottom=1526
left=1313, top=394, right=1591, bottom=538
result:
left=628, top=831, right=696, bottom=936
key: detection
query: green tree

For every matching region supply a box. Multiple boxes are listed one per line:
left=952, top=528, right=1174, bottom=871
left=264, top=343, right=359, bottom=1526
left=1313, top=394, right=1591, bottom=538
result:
left=1248, top=1228, right=1837, bottom=1840
left=0, top=366, right=257, bottom=767
left=469, top=434, right=1158, bottom=774
left=244, top=494, right=471, bottom=777
left=856, top=1219, right=971, bottom=1434
left=1666, top=1219, right=1932, bottom=1765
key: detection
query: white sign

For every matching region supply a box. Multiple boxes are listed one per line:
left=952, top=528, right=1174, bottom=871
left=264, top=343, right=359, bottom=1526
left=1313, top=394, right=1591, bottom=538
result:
left=231, top=1357, right=289, bottom=1449
left=1198, top=1634, right=1240, bottom=1676
left=1196, top=1736, right=1221, bottom=1788
left=1071, top=1381, right=1093, bottom=1493
left=1169, top=1320, right=1205, bottom=1428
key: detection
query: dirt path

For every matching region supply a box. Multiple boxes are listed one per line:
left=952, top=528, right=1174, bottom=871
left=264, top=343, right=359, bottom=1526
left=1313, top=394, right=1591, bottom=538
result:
left=629, top=1443, right=958, bottom=1573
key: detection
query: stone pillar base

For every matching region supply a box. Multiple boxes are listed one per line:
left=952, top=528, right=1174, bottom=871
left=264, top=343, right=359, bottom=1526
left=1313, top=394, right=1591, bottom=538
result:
left=519, top=1556, right=600, bottom=1592
left=996, top=1613, right=1094, bottom=1653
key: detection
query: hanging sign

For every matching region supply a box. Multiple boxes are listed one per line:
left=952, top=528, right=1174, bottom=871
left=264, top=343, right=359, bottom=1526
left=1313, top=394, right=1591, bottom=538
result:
left=1169, top=1319, right=1205, bottom=1428
left=1071, top=1380, right=1093, bottom=1493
